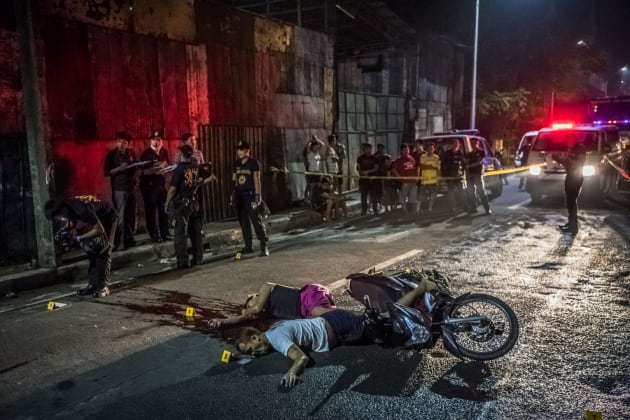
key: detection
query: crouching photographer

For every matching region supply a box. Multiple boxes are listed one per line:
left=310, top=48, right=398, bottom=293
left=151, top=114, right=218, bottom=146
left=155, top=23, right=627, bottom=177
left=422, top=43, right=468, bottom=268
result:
left=45, top=195, right=118, bottom=298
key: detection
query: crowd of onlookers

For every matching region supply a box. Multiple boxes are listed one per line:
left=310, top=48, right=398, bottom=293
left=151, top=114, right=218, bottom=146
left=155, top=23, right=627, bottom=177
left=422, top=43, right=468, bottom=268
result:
left=303, top=135, right=506, bottom=220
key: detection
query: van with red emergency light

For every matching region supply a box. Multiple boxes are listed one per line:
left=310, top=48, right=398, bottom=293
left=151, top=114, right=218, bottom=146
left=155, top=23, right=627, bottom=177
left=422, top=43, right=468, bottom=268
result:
left=525, top=123, right=628, bottom=204
left=419, top=129, right=504, bottom=199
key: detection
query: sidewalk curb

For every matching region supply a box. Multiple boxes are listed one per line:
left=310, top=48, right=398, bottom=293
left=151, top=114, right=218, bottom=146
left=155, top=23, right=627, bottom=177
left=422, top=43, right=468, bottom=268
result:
left=0, top=194, right=362, bottom=297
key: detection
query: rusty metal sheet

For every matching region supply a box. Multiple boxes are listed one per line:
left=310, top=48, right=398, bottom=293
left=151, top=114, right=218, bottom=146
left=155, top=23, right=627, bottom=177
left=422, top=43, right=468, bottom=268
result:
left=186, top=44, right=209, bottom=135
left=196, top=0, right=253, bottom=48
left=41, top=0, right=131, bottom=31
left=254, top=17, right=292, bottom=54
left=132, top=0, right=196, bottom=42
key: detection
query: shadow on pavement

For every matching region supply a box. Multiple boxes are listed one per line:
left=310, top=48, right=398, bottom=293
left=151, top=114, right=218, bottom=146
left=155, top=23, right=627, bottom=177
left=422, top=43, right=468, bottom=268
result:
left=429, top=360, right=496, bottom=401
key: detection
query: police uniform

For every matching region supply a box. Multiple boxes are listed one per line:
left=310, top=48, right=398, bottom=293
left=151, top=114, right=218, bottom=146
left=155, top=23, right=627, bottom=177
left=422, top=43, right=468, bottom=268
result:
left=139, top=131, right=171, bottom=242
left=554, top=141, right=586, bottom=234
left=440, top=146, right=465, bottom=212
left=167, top=145, right=208, bottom=268
left=234, top=140, right=269, bottom=256
left=466, top=147, right=491, bottom=214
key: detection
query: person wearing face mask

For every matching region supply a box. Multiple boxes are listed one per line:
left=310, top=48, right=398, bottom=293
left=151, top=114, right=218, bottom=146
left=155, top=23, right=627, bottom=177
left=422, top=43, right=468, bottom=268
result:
left=139, top=130, right=172, bottom=243
left=45, top=196, right=118, bottom=298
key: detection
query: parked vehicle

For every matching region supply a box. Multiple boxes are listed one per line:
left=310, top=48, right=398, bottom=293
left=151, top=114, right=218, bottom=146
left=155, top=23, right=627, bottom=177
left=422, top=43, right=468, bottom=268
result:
left=515, top=130, right=538, bottom=167
left=347, top=269, right=519, bottom=361
left=525, top=123, right=628, bottom=204
left=419, top=130, right=503, bottom=199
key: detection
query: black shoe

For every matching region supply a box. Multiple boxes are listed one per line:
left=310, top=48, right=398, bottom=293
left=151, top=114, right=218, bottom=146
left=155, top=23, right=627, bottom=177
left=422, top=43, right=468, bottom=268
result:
left=239, top=247, right=254, bottom=254
left=124, top=240, right=136, bottom=249
left=162, top=234, right=174, bottom=241
left=260, top=246, right=269, bottom=257
left=151, top=235, right=162, bottom=243
left=176, top=261, right=190, bottom=269
left=77, top=285, right=97, bottom=296
left=485, top=209, right=492, bottom=215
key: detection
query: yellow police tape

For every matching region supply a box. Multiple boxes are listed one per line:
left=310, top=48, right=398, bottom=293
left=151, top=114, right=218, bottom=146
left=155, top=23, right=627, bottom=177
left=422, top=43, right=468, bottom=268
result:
left=602, top=155, right=630, bottom=180
left=269, top=163, right=545, bottom=182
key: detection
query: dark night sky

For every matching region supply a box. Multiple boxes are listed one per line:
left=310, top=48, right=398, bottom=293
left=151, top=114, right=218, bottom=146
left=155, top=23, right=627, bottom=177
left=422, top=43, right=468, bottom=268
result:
left=388, top=0, right=630, bottom=71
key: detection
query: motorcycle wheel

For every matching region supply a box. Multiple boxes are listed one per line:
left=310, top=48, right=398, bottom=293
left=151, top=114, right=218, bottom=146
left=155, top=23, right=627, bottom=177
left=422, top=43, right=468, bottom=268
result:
left=447, top=293, right=519, bottom=361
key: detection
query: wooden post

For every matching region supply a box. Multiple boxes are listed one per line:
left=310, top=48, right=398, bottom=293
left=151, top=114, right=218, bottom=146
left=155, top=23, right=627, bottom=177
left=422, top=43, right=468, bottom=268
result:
left=14, top=0, right=58, bottom=268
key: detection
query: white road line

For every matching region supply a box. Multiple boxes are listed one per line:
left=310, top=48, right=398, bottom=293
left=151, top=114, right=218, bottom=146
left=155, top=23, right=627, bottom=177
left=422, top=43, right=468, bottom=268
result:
left=326, top=249, right=423, bottom=291
left=508, top=198, right=530, bottom=209
left=352, top=230, right=411, bottom=243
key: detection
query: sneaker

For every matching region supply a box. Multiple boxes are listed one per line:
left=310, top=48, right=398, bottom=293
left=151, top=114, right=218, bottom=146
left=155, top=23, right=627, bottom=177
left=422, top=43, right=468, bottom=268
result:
left=77, top=285, right=97, bottom=296
left=260, top=246, right=270, bottom=257
left=93, top=287, right=110, bottom=298
left=239, top=247, right=254, bottom=254
left=485, top=209, right=492, bottom=215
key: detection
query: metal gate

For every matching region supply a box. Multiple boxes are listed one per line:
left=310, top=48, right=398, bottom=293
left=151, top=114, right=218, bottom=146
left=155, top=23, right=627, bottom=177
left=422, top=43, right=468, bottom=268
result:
left=196, top=125, right=266, bottom=222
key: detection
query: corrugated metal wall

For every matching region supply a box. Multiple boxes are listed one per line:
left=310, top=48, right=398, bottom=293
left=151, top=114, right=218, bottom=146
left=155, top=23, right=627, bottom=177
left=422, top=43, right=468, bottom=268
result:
left=197, top=125, right=266, bottom=222
left=338, top=91, right=406, bottom=189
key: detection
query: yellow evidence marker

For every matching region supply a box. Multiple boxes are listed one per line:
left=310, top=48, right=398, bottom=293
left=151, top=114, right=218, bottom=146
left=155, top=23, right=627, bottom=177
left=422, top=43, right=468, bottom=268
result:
left=235, top=252, right=242, bottom=260
left=47, top=301, right=68, bottom=310
left=185, top=307, right=195, bottom=319
left=221, top=350, right=232, bottom=363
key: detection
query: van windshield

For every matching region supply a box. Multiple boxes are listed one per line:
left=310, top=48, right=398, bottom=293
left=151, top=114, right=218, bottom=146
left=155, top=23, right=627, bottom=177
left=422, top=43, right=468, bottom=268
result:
left=532, top=130, right=598, bottom=152
left=421, top=136, right=467, bottom=152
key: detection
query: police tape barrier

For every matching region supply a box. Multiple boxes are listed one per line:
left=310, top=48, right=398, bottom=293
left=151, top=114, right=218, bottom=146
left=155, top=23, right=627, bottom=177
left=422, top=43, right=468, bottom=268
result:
left=602, top=155, right=630, bottom=181
left=269, top=163, right=546, bottom=182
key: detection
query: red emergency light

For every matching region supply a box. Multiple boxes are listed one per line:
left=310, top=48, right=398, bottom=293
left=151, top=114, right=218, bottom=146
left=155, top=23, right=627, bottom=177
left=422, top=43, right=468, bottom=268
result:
left=551, top=122, right=574, bottom=129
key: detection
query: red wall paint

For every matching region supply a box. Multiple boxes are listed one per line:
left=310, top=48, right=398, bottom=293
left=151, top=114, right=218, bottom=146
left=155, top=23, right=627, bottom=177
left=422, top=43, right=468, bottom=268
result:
left=53, top=138, right=181, bottom=199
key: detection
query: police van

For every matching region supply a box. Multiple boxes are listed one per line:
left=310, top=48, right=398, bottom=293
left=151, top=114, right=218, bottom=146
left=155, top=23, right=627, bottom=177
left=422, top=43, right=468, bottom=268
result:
left=515, top=130, right=538, bottom=167
left=419, top=129, right=503, bottom=199
left=525, top=123, right=628, bottom=204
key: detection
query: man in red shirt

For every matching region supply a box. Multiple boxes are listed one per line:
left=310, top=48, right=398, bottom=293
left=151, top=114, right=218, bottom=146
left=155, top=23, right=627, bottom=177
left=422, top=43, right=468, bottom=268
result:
left=391, top=144, right=419, bottom=213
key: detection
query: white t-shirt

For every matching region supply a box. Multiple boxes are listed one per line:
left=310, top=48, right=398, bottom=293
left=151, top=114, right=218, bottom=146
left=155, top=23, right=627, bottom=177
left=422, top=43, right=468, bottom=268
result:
left=265, top=318, right=329, bottom=356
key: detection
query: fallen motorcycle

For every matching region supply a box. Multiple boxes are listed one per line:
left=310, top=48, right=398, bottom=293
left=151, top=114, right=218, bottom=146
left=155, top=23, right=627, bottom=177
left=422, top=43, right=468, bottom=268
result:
left=346, top=269, right=519, bottom=361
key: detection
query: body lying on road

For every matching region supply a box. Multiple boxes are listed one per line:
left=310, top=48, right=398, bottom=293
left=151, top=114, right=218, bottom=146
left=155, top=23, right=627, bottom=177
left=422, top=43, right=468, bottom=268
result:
left=234, top=277, right=438, bottom=387
left=208, top=282, right=337, bottom=328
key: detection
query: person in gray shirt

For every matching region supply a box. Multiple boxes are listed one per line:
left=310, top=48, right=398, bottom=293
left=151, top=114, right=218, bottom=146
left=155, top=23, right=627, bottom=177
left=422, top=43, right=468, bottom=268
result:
left=234, top=277, right=437, bottom=387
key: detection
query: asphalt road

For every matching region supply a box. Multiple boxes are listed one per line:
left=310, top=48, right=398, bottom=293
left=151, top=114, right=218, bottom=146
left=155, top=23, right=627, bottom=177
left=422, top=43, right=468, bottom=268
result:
left=1, top=179, right=629, bottom=419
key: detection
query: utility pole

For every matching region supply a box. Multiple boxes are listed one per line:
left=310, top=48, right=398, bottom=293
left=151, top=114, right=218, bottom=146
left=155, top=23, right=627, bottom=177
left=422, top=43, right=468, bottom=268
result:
left=470, top=0, right=480, bottom=130
left=14, top=0, right=58, bottom=268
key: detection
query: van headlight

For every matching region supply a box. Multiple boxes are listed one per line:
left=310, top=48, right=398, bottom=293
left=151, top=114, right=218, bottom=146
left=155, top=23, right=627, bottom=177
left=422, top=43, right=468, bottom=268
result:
left=529, top=166, right=541, bottom=176
left=582, top=165, right=595, bottom=177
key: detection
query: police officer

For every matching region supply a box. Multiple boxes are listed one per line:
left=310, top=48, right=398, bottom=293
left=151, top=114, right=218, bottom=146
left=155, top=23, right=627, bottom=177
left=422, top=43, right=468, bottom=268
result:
left=233, top=140, right=269, bottom=256
left=103, top=130, right=137, bottom=250
left=552, top=134, right=586, bottom=235
left=45, top=196, right=117, bottom=298
left=440, top=139, right=466, bottom=213
left=164, top=145, right=216, bottom=269
left=139, top=130, right=171, bottom=242
left=466, top=139, right=491, bottom=215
